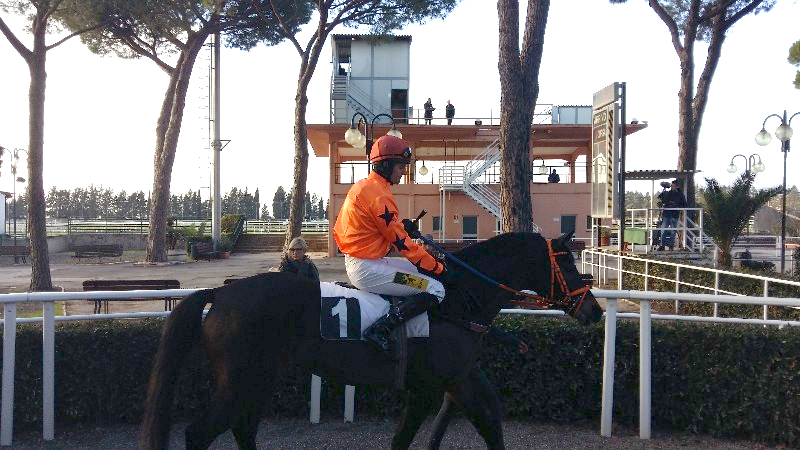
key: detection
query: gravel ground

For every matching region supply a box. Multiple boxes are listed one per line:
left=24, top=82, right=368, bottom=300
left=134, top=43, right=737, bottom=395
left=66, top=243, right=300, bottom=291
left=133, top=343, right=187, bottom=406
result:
left=6, top=417, right=778, bottom=449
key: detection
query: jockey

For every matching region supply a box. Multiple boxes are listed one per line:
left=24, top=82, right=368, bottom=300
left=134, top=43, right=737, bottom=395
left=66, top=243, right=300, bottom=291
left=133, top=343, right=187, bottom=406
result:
left=334, top=135, right=447, bottom=352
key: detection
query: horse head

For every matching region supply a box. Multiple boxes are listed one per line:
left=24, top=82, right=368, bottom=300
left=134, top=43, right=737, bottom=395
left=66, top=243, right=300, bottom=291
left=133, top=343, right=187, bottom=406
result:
left=444, top=232, right=602, bottom=326
left=541, top=232, right=603, bottom=325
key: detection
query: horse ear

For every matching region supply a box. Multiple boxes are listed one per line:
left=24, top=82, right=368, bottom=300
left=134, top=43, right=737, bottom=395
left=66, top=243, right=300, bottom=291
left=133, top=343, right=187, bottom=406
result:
left=557, top=231, right=574, bottom=244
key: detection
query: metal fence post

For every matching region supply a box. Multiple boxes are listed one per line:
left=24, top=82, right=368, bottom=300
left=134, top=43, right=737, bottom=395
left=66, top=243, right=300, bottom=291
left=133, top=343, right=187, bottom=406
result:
left=600, top=298, right=617, bottom=437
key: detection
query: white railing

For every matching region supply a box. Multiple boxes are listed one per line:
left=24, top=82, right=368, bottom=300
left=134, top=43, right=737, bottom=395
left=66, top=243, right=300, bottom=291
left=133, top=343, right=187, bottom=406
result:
left=624, top=207, right=716, bottom=255
left=2, top=288, right=799, bottom=445
left=0, top=289, right=199, bottom=446
left=242, top=220, right=329, bottom=234
left=593, top=289, right=800, bottom=440
left=581, top=248, right=800, bottom=319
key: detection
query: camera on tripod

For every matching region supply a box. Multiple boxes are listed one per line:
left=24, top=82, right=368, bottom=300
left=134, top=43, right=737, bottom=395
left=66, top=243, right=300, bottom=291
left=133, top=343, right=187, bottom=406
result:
left=659, top=181, right=671, bottom=189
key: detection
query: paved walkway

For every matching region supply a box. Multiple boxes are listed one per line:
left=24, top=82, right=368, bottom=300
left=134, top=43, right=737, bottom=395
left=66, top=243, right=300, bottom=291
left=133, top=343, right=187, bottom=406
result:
left=0, top=251, right=641, bottom=314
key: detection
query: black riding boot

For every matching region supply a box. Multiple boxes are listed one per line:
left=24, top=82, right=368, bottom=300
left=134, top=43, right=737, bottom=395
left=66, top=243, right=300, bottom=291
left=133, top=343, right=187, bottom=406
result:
left=363, top=292, right=438, bottom=352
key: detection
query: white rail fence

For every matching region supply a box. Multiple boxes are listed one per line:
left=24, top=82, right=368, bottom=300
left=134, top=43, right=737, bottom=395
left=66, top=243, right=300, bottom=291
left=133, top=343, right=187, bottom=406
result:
left=1, top=289, right=799, bottom=445
left=582, top=248, right=800, bottom=319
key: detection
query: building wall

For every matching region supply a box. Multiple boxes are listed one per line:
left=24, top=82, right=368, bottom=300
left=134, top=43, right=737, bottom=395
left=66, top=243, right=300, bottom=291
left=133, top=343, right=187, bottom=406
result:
left=333, top=39, right=410, bottom=124
left=327, top=179, right=592, bottom=256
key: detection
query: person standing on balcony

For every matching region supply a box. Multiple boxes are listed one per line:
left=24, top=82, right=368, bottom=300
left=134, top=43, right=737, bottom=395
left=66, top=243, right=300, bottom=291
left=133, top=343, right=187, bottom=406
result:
left=334, top=135, right=447, bottom=352
left=445, top=100, right=455, bottom=125
left=548, top=169, right=560, bottom=183
left=657, top=180, right=687, bottom=251
left=424, top=98, right=435, bottom=125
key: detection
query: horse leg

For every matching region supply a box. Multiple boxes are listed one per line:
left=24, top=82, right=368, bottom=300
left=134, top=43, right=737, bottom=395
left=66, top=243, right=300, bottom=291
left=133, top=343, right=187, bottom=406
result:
left=184, top=386, right=237, bottom=450
left=451, top=367, right=505, bottom=450
left=230, top=361, right=276, bottom=450
left=391, top=389, right=436, bottom=450
left=427, top=391, right=455, bottom=449
left=231, top=406, right=261, bottom=450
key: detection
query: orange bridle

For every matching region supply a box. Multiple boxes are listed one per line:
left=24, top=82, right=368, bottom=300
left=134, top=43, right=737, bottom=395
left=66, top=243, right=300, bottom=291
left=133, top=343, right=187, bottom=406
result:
left=504, top=239, right=591, bottom=315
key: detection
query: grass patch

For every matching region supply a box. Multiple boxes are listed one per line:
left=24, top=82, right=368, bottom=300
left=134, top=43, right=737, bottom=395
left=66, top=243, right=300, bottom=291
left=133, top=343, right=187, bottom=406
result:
left=14, top=302, right=66, bottom=318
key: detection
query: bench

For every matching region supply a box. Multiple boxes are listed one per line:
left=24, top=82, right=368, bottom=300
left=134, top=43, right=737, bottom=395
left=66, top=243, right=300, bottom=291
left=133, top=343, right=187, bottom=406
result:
left=0, top=245, right=31, bottom=263
left=72, top=244, right=123, bottom=261
left=191, top=241, right=218, bottom=261
left=82, top=279, right=181, bottom=314
left=568, top=240, right=587, bottom=254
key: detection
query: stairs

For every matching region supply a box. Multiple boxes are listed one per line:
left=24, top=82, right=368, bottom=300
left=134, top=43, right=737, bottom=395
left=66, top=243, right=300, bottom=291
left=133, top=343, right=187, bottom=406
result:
left=234, top=234, right=328, bottom=253
left=332, top=75, right=347, bottom=100
left=445, top=139, right=541, bottom=233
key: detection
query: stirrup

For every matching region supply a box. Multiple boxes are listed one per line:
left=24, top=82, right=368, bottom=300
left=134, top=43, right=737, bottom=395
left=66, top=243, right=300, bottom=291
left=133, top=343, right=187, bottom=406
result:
left=364, top=320, right=393, bottom=352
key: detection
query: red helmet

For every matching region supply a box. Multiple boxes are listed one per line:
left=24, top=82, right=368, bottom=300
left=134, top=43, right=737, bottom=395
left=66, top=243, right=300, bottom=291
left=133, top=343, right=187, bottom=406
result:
left=369, top=135, right=412, bottom=163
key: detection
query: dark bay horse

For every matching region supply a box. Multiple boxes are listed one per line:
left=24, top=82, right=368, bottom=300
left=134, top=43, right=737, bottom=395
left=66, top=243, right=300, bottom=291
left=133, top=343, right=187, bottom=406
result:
left=141, top=232, right=603, bottom=449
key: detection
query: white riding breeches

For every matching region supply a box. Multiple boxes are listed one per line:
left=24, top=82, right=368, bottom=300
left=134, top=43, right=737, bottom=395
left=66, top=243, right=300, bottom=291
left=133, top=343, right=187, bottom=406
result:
left=344, top=256, right=445, bottom=302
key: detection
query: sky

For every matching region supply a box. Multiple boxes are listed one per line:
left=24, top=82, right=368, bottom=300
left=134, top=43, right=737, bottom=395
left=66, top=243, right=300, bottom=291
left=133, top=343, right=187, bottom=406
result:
left=1, top=0, right=799, bottom=210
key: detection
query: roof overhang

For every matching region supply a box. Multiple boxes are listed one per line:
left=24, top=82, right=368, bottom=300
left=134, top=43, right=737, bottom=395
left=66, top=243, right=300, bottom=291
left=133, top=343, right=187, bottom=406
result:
left=308, top=123, right=648, bottom=162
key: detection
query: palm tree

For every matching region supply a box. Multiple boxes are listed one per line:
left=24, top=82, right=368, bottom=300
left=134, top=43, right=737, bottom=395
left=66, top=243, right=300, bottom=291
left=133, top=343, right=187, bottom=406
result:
left=700, top=172, right=782, bottom=268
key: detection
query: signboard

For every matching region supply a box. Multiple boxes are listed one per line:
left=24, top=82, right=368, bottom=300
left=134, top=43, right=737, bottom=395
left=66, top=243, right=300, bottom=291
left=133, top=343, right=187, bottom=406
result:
left=591, top=103, right=617, bottom=218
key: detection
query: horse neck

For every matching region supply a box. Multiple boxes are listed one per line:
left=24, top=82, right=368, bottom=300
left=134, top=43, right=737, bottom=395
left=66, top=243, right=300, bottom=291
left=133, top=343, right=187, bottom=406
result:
left=440, top=233, right=548, bottom=324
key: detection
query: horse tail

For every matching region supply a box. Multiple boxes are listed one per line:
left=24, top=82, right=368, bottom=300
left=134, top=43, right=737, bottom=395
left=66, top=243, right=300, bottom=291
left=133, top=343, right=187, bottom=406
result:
left=140, top=288, right=213, bottom=450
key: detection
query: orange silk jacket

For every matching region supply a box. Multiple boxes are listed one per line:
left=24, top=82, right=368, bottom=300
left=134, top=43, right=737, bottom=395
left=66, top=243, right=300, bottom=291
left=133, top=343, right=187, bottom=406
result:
left=334, top=172, right=444, bottom=276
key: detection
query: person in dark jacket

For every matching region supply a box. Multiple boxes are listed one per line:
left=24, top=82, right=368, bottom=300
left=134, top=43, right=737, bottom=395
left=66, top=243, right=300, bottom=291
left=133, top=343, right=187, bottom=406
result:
left=657, top=180, right=687, bottom=251
left=279, top=237, right=320, bottom=282
left=445, top=100, right=455, bottom=125
left=424, top=98, right=435, bottom=125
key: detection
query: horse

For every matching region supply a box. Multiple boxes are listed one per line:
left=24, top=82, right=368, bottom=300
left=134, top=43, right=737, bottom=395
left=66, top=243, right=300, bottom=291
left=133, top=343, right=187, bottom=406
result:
left=140, top=232, right=603, bottom=450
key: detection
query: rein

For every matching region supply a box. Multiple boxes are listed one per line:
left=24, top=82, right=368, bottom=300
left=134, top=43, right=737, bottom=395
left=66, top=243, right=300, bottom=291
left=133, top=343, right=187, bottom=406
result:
left=418, top=233, right=589, bottom=315
left=506, top=239, right=591, bottom=315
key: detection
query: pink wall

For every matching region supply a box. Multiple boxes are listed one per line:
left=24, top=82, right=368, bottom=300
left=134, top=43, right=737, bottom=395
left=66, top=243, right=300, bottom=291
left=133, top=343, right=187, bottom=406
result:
left=327, top=180, right=591, bottom=256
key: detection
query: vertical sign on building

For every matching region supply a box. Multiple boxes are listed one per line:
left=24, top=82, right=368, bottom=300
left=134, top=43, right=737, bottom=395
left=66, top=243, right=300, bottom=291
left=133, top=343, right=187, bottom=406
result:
left=591, top=83, right=620, bottom=218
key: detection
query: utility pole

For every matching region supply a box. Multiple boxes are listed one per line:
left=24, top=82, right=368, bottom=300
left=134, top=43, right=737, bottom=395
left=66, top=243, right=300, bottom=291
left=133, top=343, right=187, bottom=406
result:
left=211, top=32, right=222, bottom=249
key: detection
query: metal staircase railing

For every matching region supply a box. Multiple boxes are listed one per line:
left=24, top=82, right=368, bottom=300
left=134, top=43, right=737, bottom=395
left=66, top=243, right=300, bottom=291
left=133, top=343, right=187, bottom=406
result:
left=346, top=80, right=390, bottom=120
left=439, top=158, right=541, bottom=234
left=465, top=139, right=501, bottom=184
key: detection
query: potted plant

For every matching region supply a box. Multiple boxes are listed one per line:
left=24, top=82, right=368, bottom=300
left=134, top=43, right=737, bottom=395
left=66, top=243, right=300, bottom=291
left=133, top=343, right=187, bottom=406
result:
left=599, top=227, right=611, bottom=246
left=219, top=237, right=234, bottom=259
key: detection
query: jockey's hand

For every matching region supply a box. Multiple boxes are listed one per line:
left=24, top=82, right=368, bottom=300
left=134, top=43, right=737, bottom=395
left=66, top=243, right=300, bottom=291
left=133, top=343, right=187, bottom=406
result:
left=419, top=260, right=447, bottom=282
left=402, top=218, right=421, bottom=238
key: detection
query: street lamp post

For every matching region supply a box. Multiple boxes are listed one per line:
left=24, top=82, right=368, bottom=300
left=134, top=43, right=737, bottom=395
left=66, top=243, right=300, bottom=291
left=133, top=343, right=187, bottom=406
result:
left=344, top=113, right=403, bottom=175
left=726, top=153, right=765, bottom=175
left=10, top=149, right=28, bottom=264
left=756, top=110, right=799, bottom=273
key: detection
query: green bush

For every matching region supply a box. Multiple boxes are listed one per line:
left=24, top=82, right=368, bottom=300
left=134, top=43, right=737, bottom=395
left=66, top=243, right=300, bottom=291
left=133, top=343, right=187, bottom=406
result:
left=3, top=316, right=799, bottom=447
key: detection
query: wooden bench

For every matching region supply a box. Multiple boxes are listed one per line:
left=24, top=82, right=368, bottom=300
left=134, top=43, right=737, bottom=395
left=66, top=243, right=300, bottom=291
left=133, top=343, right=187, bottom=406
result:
left=82, top=279, right=181, bottom=314
left=0, top=245, right=31, bottom=263
left=191, top=241, right=218, bottom=261
left=72, top=244, right=123, bottom=261
left=568, top=240, right=587, bottom=253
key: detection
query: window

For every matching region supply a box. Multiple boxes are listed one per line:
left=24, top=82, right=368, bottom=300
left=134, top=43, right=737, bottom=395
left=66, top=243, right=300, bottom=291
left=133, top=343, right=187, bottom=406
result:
left=432, top=216, right=441, bottom=233
left=586, top=215, right=593, bottom=231
left=560, top=215, right=576, bottom=235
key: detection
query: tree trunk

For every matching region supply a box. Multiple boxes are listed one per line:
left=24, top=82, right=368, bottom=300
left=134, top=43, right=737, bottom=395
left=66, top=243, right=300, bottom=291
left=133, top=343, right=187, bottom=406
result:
left=146, top=34, right=208, bottom=262
left=26, top=21, right=53, bottom=291
left=285, top=24, right=328, bottom=249
left=497, top=0, right=549, bottom=233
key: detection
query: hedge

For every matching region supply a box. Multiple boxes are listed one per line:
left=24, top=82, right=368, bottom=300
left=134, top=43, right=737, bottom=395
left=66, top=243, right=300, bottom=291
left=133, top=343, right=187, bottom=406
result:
left=2, top=315, right=799, bottom=446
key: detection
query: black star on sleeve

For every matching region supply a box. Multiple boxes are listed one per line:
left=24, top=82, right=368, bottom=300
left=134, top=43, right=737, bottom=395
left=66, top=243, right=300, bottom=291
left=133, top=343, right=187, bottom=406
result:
left=378, top=206, right=395, bottom=226
left=393, top=235, right=408, bottom=251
